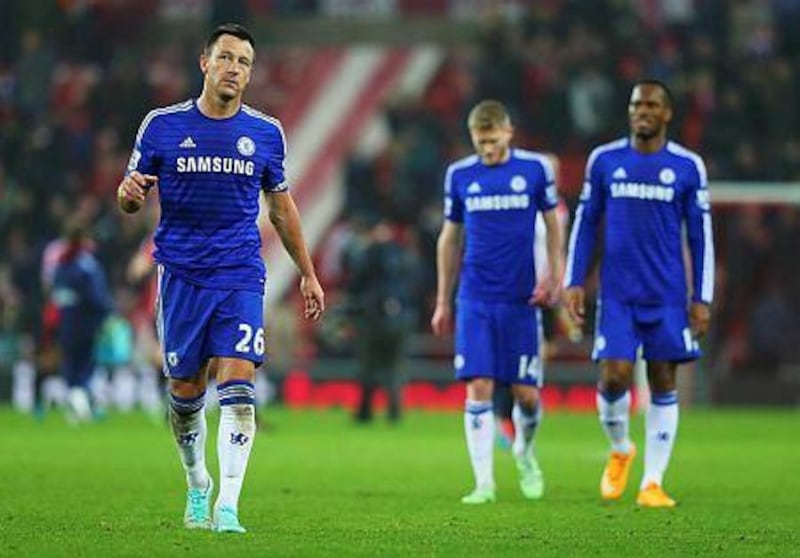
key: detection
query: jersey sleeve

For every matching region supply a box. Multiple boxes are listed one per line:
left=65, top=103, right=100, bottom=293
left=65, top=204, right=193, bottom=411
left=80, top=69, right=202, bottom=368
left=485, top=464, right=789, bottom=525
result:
left=534, top=157, right=559, bottom=212
left=126, top=111, right=160, bottom=177
left=564, top=148, right=605, bottom=288
left=443, top=164, right=463, bottom=223
left=683, top=157, right=715, bottom=304
left=261, top=121, right=288, bottom=193
left=533, top=212, right=548, bottom=279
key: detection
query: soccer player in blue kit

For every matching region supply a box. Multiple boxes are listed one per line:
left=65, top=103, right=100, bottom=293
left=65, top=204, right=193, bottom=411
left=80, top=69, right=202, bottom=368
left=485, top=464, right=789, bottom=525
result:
left=564, top=80, right=714, bottom=508
left=432, top=100, right=563, bottom=504
left=116, top=24, right=324, bottom=532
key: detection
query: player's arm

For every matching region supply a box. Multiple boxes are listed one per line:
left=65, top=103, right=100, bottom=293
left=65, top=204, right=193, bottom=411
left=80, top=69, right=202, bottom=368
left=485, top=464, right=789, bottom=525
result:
left=563, top=151, right=605, bottom=326
left=683, top=158, right=714, bottom=339
left=432, top=162, right=465, bottom=336
left=532, top=155, right=564, bottom=307
left=431, top=220, right=463, bottom=336
left=264, top=190, right=324, bottom=321
left=118, top=112, right=160, bottom=214
left=532, top=208, right=563, bottom=307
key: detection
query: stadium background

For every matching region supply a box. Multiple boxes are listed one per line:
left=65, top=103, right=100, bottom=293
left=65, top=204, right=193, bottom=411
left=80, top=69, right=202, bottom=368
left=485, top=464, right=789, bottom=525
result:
left=1, top=0, right=800, bottom=411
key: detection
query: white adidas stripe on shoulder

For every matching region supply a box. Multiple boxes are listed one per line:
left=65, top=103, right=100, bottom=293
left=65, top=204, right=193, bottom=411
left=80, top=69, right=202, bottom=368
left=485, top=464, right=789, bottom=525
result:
left=585, top=137, right=628, bottom=176
left=668, top=141, right=713, bottom=302
left=667, top=141, right=708, bottom=188
left=135, top=100, right=193, bottom=145
left=448, top=153, right=479, bottom=171
left=513, top=149, right=555, bottom=183
left=241, top=104, right=282, bottom=127
left=242, top=104, right=287, bottom=152
left=444, top=154, right=479, bottom=193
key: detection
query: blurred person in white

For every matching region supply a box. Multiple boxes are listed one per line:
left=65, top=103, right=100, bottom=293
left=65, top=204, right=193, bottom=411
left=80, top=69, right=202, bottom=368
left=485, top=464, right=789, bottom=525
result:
left=494, top=155, right=576, bottom=450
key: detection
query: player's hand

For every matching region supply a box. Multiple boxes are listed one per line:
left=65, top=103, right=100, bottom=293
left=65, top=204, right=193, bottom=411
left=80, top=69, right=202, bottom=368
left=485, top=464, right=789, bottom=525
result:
left=300, top=275, right=325, bottom=321
left=117, top=171, right=157, bottom=213
left=530, top=274, right=561, bottom=308
left=563, top=286, right=586, bottom=327
left=557, top=305, right=584, bottom=343
left=689, top=301, right=710, bottom=339
left=431, top=302, right=453, bottom=336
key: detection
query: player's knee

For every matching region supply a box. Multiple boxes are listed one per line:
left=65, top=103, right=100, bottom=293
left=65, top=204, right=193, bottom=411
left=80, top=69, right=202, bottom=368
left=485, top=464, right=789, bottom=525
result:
left=599, top=378, right=629, bottom=395
left=646, top=362, right=677, bottom=392
left=600, top=361, right=634, bottom=393
left=512, top=386, right=539, bottom=410
left=215, top=357, right=256, bottom=384
left=467, top=378, right=494, bottom=401
left=169, top=378, right=205, bottom=400
left=649, top=375, right=676, bottom=393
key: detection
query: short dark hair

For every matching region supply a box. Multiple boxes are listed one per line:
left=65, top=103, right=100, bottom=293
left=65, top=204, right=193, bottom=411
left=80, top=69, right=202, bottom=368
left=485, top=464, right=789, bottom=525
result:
left=204, top=23, right=255, bottom=53
left=633, top=78, right=673, bottom=108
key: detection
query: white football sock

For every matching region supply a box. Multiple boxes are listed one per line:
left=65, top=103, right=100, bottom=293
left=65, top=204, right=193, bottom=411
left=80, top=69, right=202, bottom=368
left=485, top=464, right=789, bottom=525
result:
left=168, top=392, right=210, bottom=490
left=597, top=389, right=632, bottom=453
left=464, top=400, right=495, bottom=491
left=215, top=381, right=256, bottom=511
left=511, top=401, right=541, bottom=457
left=641, top=390, right=679, bottom=488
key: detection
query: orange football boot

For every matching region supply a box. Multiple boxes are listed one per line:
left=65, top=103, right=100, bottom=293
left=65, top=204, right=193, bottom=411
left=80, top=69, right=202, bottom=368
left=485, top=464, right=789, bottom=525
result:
left=600, top=444, right=637, bottom=500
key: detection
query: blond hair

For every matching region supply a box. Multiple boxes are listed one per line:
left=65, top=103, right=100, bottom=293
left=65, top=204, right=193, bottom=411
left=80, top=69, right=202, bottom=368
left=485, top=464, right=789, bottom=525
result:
left=467, top=100, right=511, bottom=130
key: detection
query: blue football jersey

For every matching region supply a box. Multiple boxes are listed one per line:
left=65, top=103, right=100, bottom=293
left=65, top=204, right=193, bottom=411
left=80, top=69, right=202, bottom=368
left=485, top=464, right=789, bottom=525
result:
left=444, top=148, right=558, bottom=303
left=564, top=138, right=715, bottom=305
left=127, top=99, right=288, bottom=293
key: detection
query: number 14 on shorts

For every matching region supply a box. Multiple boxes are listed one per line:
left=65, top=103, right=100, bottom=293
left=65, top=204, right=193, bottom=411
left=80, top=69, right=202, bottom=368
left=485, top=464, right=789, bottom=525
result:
left=518, top=355, right=541, bottom=381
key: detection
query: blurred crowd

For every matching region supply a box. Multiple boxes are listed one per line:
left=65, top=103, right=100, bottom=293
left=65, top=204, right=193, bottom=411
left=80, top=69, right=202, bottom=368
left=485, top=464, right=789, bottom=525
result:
left=331, top=0, right=800, bottom=378
left=2, top=0, right=800, bottom=408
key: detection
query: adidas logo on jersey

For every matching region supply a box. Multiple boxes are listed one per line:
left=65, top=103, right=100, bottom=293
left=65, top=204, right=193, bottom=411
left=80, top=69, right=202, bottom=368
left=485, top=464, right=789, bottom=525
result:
left=467, top=182, right=482, bottom=194
left=179, top=136, right=197, bottom=148
left=612, top=167, right=627, bottom=179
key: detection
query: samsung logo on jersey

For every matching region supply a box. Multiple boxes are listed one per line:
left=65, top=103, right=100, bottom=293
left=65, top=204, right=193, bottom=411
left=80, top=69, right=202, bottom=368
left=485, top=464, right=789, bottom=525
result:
left=176, top=156, right=255, bottom=176
left=465, top=194, right=530, bottom=212
left=610, top=182, right=675, bottom=203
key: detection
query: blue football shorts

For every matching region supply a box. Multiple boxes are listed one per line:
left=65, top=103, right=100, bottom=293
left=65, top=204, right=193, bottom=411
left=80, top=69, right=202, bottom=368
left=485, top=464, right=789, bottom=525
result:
left=156, top=265, right=265, bottom=379
left=454, top=299, right=543, bottom=386
left=592, top=298, right=700, bottom=363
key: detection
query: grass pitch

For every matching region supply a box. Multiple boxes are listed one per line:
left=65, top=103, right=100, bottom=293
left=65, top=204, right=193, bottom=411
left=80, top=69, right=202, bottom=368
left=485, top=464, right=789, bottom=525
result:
left=0, top=405, right=797, bottom=557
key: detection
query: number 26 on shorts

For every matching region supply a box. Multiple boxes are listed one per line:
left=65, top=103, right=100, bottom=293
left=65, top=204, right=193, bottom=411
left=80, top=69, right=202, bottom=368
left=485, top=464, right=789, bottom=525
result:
left=235, top=323, right=265, bottom=356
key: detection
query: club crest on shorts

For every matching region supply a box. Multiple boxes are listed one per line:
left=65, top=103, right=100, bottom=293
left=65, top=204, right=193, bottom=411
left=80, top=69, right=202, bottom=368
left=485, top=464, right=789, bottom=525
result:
left=236, top=136, right=256, bottom=156
left=167, top=351, right=180, bottom=368
left=593, top=336, right=607, bottom=353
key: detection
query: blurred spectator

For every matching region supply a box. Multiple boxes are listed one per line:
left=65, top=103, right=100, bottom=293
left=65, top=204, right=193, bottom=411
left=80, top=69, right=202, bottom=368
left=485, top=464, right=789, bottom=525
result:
left=747, top=278, right=794, bottom=377
left=341, top=216, right=420, bottom=423
left=567, top=67, right=614, bottom=142
left=50, top=220, right=113, bottom=423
